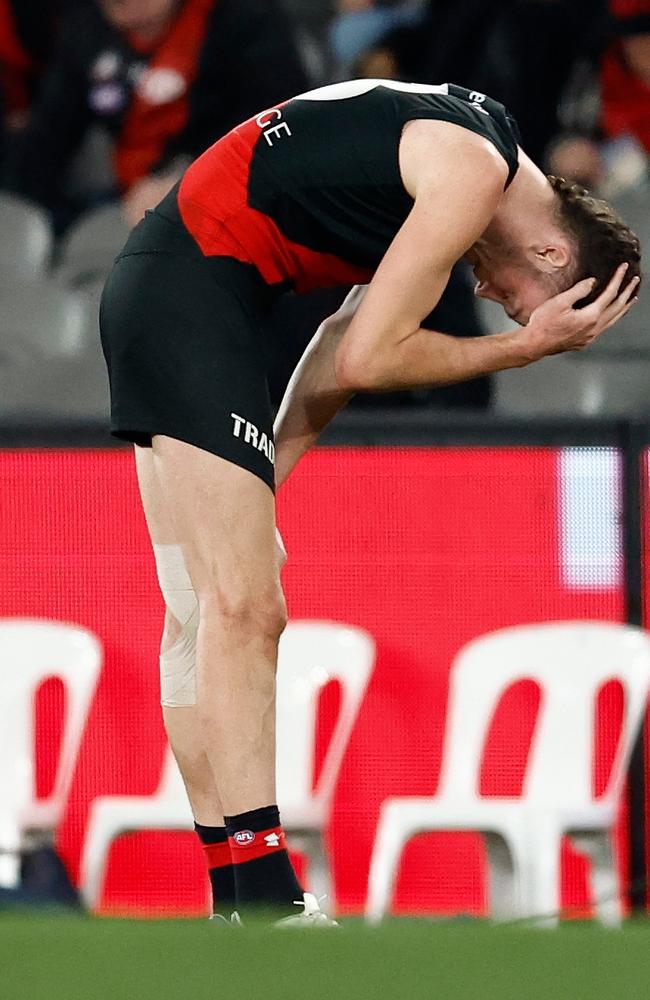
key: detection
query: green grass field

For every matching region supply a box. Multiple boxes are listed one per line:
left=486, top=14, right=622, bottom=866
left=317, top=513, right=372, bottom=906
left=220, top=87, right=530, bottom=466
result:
left=2, top=913, right=649, bottom=1000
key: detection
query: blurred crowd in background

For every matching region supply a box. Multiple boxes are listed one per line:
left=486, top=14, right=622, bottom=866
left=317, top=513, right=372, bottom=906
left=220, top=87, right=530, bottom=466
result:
left=0, top=0, right=649, bottom=420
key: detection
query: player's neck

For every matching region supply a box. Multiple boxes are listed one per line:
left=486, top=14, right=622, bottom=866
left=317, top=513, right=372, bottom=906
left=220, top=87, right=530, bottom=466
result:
left=484, top=151, right=558, bottom=254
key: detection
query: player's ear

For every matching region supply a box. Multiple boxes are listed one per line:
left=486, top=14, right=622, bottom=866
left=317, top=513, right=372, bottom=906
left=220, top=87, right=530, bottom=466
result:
left=532, top=243, right=572, bottom=274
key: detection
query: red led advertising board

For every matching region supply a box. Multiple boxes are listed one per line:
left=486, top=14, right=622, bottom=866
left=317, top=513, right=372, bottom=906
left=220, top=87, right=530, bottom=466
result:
left=0, top=446, right=629, bottom=915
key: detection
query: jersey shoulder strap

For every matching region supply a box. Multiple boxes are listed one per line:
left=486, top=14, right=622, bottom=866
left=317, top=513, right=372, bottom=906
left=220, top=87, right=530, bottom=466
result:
left=292, top=79, right=521, bottom=188
left=397, top=82, right=521, bottom=188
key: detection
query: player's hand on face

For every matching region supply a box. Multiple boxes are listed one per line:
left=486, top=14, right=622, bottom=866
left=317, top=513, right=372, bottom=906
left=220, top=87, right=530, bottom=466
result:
left=520, top=263, right=639, bottom=362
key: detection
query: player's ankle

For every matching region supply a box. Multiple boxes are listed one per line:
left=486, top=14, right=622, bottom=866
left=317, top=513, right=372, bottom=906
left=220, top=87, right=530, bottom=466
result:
left=194, top=822, right=236, bottom=916
left=225, top=805, right=302, bottom=914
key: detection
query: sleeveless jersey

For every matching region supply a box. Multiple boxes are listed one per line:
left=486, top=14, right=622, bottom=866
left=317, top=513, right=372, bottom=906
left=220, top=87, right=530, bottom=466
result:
left=172, top=79, right=521, bottom=294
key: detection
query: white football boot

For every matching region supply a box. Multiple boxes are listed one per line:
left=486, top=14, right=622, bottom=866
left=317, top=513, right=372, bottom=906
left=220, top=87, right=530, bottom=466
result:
left=209, top=913, right=240, bottom=926
left=274, top=893, right=339, bottom=929
left=215, top=893, right=338, bottom=928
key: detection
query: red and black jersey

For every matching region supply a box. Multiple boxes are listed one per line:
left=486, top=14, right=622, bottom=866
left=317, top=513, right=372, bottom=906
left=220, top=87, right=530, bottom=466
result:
left=169, top=80, right=520, bottom=295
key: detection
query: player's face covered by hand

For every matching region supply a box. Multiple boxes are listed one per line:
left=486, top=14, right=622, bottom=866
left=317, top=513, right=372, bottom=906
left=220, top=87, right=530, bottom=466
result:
left=472, top=260, right=557, bottom=327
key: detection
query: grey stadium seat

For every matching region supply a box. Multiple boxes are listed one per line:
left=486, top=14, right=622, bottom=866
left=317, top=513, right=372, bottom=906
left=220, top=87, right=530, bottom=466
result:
left=1, top=280, right=89, bottom=360
left=587, top=178, right=650, bottom=356
left=0, top=193, right=53, bottom=283
left=0, top=350, right=109, bottom=423
left=494, top=353, right=650, bottom=418
left=0, top=277, right=109, bottom=421
left=53, top=204, right=130, bottom=289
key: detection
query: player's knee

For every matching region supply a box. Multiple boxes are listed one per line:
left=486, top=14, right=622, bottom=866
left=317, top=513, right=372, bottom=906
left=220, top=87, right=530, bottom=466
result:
left=200, top=580, right=287, bottom=643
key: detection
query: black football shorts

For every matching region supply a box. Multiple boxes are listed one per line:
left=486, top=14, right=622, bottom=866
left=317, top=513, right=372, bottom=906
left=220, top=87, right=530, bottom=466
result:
left=100, top=208, right=279, bottom=492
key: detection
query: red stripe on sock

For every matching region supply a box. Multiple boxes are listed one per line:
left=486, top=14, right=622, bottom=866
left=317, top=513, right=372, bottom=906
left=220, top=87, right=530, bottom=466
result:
left=203, top=841, right=232, bottom=869
left=228, top=826, right=286, bottom=864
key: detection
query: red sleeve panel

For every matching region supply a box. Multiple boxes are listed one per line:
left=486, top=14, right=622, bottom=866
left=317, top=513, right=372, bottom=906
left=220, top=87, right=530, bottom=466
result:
left=178, top=112, right=375, bottom=294
left=177, top=82, right=520, bottom=295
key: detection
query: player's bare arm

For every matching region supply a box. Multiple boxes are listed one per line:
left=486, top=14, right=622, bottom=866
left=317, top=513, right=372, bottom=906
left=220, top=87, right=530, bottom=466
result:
left=335, top=126, right=637, bottom=391
left=274, top=285, right=367, bottom=489
left=275, top=124, right=638, bottom=488
left=274, top=125, right=506, bottom=486
left=334, top=123, right=509, bottom=389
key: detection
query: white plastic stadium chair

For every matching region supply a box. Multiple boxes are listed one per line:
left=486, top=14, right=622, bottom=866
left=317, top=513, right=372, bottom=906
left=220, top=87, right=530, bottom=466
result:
left=80, top=741, right=194, bottom=910
left=0, top=193, right=53, bottom=283
left=366, top=622, right=650, bottom=927
left=275, top=620, right=375, bottom=910
left=80, top=620, right=374, bottom=912
left=0, top=619, right=102, bottom=888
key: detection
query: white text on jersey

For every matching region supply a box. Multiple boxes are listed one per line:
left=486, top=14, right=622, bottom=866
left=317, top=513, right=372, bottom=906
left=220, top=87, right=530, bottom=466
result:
left=256, top=107, right=292, bottom=147
left=468, top=91, right=489, bottom=116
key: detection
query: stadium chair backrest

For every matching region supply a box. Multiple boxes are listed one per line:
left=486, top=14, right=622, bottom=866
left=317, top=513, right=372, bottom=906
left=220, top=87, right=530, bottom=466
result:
left=438, top=621, right=650, bottom=810
left=0, top=194, right=53, bottom=283
left=1, top=280, right=90, bottom=361
left=275, top=621, right=375, bottom=827
left=493, top=355, right=650, bottom=418
left=0, top=619, right=102, bottom=836
left=53, top=205, right=130, bottom=289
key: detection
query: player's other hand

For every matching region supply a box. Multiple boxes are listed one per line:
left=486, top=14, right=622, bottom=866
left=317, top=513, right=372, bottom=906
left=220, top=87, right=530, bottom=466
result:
left=520, top=263, right=639, bottom=363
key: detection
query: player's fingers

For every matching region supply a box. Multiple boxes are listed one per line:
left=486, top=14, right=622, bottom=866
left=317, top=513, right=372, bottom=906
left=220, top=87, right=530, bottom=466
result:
left=555, top=276, right=597, bottom=307
left=613, top=274, right=640, bottom=310
left=602, top=296, right=639, bottom=332
left=601, top=298, right=637, bottom=334
left=600, top=277, right=640, bottom=325
left=582, top=262, right=629, bottom=315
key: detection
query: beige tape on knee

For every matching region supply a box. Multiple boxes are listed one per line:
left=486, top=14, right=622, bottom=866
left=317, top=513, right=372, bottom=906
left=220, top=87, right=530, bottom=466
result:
left=153, top=543, right=198, bottom=708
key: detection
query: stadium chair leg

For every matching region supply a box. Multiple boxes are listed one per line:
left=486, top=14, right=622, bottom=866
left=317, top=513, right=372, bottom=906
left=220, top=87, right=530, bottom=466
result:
left=0, top=852, right=21, bottom=890
left=0, top=816, right=21, bottom=889
left=365, top=804, right=411, bottom=925
left=484, top=832, right=520, bottom=921
left=521, top=828, right=563, bottom=927
left=288, top=831, right=335, bottom=914
left=80, top=810, right=125, bottom=911
left=306, top=833, right=335, bottom=915
left=572, top=831, right=623, bottom=928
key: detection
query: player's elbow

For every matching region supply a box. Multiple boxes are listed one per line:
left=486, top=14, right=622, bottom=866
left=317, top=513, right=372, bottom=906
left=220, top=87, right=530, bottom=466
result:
left=334, top=342, right=381, bottom=390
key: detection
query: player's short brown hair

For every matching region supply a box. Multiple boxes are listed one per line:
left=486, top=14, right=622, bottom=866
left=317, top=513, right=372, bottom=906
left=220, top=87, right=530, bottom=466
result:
left=548, top=175, right=642, bottom=306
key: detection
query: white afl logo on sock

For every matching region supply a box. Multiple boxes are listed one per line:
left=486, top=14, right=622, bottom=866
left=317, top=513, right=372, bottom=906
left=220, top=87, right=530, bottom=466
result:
left=234, top=830, right=255, bottom=845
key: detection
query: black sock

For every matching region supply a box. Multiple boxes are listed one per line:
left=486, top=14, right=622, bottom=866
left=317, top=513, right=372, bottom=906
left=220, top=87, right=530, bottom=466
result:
left=194, top=822, right=236, bottom=916
left=225, top=805, right=302, bottom=914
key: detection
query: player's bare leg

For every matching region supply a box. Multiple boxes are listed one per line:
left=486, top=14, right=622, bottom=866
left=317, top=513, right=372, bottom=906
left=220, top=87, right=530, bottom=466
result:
left=148, top=435, right=304, bottom=915
left=135, top=445, right=235, bottom=914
